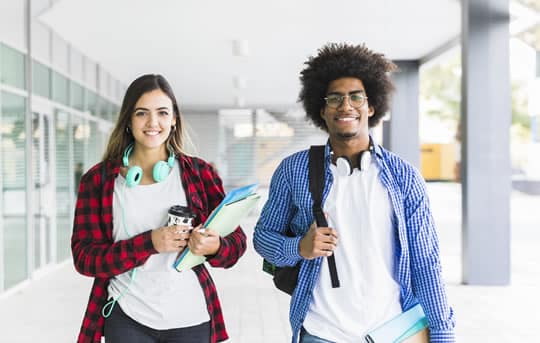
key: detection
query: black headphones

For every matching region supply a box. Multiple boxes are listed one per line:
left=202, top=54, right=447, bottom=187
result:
left=332, top=136, right=375, bottom=176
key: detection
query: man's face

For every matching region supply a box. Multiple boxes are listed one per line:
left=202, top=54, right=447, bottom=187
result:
left=320, top=77, right=374, bottom=141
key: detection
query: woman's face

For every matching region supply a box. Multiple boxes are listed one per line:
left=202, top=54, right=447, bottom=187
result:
left=130, top=89, right=176, bottom=150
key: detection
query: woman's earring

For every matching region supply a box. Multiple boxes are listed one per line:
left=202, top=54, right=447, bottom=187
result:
left=171, top=125, right=176, bottom=132
left=126, top=126, right=131, bottom=134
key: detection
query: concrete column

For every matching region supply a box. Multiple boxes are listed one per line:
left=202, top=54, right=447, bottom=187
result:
left=384, top=61, right=420, bottom=169
left=461, top=0, right=511, bottom=285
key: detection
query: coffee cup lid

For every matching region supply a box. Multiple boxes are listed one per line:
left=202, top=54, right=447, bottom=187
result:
left=168, top=205, right=195, bottom=218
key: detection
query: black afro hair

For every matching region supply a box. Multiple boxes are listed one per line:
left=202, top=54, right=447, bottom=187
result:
left=299, top=43, right=397, bottom=131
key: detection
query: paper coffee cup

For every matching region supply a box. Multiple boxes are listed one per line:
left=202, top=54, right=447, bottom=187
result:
left=167, top=205, right=195, bottom=228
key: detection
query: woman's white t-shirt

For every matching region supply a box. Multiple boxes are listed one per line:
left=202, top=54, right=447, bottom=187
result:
left=108, top=160, right=209, bottom=329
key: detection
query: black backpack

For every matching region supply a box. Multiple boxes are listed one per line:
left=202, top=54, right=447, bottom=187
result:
left=262, top=145, right=340, bottom=294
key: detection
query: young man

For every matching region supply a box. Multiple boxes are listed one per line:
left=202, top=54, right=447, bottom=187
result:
left=253, top=43, right=455, bottom=343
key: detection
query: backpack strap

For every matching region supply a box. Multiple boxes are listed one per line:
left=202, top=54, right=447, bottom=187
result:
left=309, top=146, right=340, bottom=288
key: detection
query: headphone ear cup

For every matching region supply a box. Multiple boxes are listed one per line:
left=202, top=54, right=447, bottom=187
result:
left=358, top=151, right=372, bottom=171
left=336, top=157, right=353, bottom=176
left=152, top=160, right=171, bottom=183
left=125, top=165, right=143, bottom=187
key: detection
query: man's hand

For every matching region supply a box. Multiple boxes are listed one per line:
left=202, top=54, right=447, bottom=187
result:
left=299, top=221, right=338, bottom=259
left=188, top=225, right=221, bottom=256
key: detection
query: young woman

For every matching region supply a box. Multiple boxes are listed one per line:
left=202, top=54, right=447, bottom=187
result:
left=72, top=74, right=246, bottom=343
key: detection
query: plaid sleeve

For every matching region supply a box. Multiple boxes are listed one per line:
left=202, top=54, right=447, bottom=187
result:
left=404, top=169, right=456, bottom=342
left=253, top=158, right=303, bottom=267
left=198, top=160, right=247, bottom=268
left=71, top=164, right=158, bottom=278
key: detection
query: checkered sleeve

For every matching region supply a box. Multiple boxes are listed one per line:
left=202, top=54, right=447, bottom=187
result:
left=198, top=161, right=247, bottom=268
left=71, top=164, right=158, bottom=278
left=404, top=167, right=456, bottom=342
left=253, top=158, right=303, bottom=267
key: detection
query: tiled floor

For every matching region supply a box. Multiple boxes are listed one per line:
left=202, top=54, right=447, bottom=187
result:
left=0, top=183, right=539, bottom=342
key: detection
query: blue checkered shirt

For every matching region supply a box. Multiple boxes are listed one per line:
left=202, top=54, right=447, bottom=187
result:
left=253, top=142, right=455, bottom=343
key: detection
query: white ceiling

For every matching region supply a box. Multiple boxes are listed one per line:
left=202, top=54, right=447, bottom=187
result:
left=39, top=0, right=461, bottom=112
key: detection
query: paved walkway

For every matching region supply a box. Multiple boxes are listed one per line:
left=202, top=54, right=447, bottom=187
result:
left=0, top=183, right=539, bottom=342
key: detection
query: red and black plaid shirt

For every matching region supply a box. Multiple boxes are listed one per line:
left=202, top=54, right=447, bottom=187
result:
left=72, top=154, right=246, bottom=343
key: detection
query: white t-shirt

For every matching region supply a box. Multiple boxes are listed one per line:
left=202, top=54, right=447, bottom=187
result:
left=107, top=160, right=209, bottom=329
left=303, top=160, right=402, bottom=342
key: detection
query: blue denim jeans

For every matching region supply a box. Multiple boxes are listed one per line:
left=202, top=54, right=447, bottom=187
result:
left=299, top=327, right=335, bottom=343
left=104, top=304, right=210, bottom=343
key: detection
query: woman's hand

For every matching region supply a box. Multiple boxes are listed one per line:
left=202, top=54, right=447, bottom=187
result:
left=151, top=225, right=192, bottom=253
left=188, top=225, right=221, bottom=256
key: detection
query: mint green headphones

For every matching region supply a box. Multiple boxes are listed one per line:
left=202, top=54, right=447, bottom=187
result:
left=122, top=143, right=175, bottom=187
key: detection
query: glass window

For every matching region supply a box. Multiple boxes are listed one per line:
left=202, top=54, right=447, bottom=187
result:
left=84, top=59, right=97, bottom=90
left=110, top=104, right=120, bottom=122
left=115, top=80, right=122, bottom=101
left=32, top=60, right=51, bottom=99
left=55, top=110, right=72, bottom=261
left=99, top=70, right=109, bottom=96
left=87, top=120, right=100, bottom=168
left=31, top=112, right=54, bottom=269
left=1, top=91, right=28, bottom=289
left=70, top=82, right=84, bottom=111
left=52, top=71, right=69, bottom=105
left=211, top=109, right=326, bottom=188
left=99, top=97, right=112, bottom=121
left=0, top=44, right=26, bottom=90
left=85, top=89, right=97, bottom=116
left=72, top=116, right=87, bottom=179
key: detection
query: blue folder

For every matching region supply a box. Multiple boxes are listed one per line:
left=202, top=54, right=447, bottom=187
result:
left=204, top=183, right=258, bottom=225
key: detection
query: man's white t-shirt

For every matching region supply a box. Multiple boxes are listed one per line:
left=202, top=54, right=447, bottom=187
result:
left=303, top=160, right=402, bottom=342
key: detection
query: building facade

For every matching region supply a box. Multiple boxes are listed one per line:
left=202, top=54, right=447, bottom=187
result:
left=0, top=0, right=121, bottom=293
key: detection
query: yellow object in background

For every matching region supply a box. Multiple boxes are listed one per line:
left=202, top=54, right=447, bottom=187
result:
left=420, top=143, right=457, bottom=181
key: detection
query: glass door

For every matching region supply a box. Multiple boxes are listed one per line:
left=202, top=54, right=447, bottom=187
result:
left=31, top=110, right=56, bottom=271
left=1, top=92, right=28, bottom=290
left=54, top=110, right=72, bottom=262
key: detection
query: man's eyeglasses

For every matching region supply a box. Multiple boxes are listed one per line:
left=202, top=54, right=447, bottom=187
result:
left=324, top=93, right=368, bottom=109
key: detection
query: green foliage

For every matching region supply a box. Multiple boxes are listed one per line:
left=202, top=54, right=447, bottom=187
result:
left=511, top=81, right=531, bottom=130
left=420, top=53, right=531, bottom=132
left=420, top=55, right=461, bottom=122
